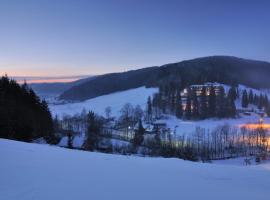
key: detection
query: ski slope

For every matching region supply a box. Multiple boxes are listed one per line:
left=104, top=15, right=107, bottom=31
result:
left=1, top=139, right=270, bottom=200
left=50, top=87, right=158, bottom=118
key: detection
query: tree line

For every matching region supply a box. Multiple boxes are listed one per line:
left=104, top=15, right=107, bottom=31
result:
left=52, top=102, right=270, bottom=162
left=142, top=124, right=269, bottom=161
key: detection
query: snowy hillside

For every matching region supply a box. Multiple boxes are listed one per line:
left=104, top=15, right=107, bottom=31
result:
left=1, top=139, right=270, bottom=200
left=48, top=84, right=270, bottom=136
left=220, top=83, right=270, bottom=109
left=50, top=87, right=158, bottom=118
left=49, top=84, right=270, bottom=119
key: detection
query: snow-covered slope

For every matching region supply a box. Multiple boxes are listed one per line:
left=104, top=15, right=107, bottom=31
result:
left=50, top=87, right=158, bottom=118
left=1, top=139, right=270, bottom=200
left=49, top=84, right=270, bottom=119
left=220, top=83, right=270, bottom=109
left=237, top=84, right=270, bottom=98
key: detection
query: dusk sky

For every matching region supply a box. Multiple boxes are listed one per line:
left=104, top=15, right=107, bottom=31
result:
left=1, top=0, right=270, bottom=77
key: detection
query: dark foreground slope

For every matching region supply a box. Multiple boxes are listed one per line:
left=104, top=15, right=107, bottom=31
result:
left=60, top=56, right=270, bottom=101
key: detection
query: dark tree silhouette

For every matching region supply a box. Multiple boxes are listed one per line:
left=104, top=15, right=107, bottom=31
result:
left=200, top=87, right=208, bottom=119
left=191, top=91, right=199, bottom=119
left=185, top=95, right=192, bottom=120
left=241, top=90, right=249, bottom=108
left=208, top=86, right=216, bottom=117
left=133, top=120, right=145, bottom=147
left=175, top=90, right=183, bottom=119
left=0, top=75, right=55, bottom=143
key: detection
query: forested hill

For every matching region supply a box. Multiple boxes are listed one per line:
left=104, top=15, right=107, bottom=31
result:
left=60, top=56, right=270, bottom=101
left=0, top=76, right=56, bottom=143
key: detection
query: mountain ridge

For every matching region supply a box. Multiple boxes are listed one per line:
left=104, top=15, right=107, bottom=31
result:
left=60, top=56, right=270, bottom=101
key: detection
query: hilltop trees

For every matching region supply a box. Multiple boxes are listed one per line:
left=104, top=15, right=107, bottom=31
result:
left=0, top=75, right=55, bottom=143
left=151, top=82, right=237, bottom=120
left=241, top=89, right=269, bottom=110
left=242, top=90, right=249, bottom=108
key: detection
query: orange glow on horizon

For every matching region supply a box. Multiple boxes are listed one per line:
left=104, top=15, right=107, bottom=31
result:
left=17, top=78, right=81, bottom=84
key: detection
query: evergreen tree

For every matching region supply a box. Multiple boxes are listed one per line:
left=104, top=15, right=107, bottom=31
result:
left=216, top=87, right=226, bottom=118
left=40, top=100, right=54, bottom=140
left=85, top=111, right=103, bottom=151
left=67, top=132, right=74, bottom=149
left=153, top=129, right=162, bottom=154
left=133, top=120, right=145, bottom=147
left=185, top=95, right=192, bottom=120
left=152, top=93, right=159, bottom=118
left=241, top=90, right=249, bottom=108
left=208, top=86, right=216, bottom=117
left=191, top=91, right=199, bottom=119
left=146, top=96, right=152, bottom=122
left=200, top=87, right=208, bottom=119
left=226, top=96, right=236, bottom=117
left=170, top=90, right=176, bottom=114
left=254, top=94, right=258, bottom=105
left=258, top=94, right=264, bottom=110
left=228, top=86, right=237, bottom=101
left=248, top=90, right=254, bottom=104
left=175, top=90, right=183, bottom=119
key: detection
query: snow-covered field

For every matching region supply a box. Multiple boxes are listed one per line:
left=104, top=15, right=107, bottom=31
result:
left=1, top=139, right=270, bottom=200
left=50, top=87, right=158, bottom=118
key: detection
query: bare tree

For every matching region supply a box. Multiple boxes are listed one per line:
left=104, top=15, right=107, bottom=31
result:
left=105, top=106, right=112, bottom=120
left=119, top=103, right=134, bottom=139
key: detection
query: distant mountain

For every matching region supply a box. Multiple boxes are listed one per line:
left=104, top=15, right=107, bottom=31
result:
left=59, top=56, right=270, bottom=101
left=30, top=76, right=95, bottom=96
